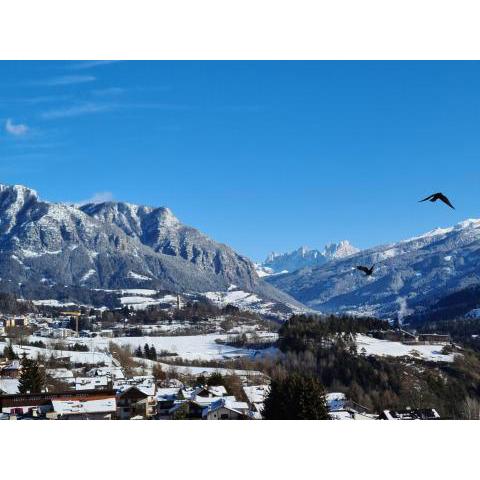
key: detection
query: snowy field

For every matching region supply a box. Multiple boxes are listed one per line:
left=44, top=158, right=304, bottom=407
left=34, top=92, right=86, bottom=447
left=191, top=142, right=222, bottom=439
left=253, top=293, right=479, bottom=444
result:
left=137, top=357, right=264, bottom=377
left=204, top=284, right=304, bottom=320
left=356, top=334, right=455, bottom=362
left=29, top=333, right=263, bottom=361
left=0, top=341, right=115, bottom=365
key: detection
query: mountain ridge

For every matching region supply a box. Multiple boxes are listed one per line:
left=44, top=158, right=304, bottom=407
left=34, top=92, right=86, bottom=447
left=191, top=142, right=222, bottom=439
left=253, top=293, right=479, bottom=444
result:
left=261, top=241, right=360, bottom=274
left=0, top=183, right=301, bottom=310
left=267, top=218, right=480, bottom=321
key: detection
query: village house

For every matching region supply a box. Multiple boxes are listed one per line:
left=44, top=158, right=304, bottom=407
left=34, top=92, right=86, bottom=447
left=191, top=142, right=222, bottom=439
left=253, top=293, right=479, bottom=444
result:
left=325, top=392, right=378, bottom=420
left=0, top=360, right=22, bottom=379
left=4, top=316, right=29, bottom=328
left=75, top=376, right=110, bottom=391
left=156, top=387, right=181, bottom=417
left=185, top=397, right=250, bottom=420
left=158, top=385, right=251, bottom=420
left=46, top=395, right=117, bottom=420
left=243, top=385, right=269, bottom=419
left=87, top=366, right=125, bottom=380
left=0, top=389, right=117, bottom=418
left=46, top=368, right=74, bottom=382
left=116, top=386, right=157, bottom=419
left=51, top=328, right=77, bottom=339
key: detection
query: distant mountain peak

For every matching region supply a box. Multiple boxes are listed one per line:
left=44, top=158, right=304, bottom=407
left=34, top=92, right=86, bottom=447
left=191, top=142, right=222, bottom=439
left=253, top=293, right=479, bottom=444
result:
left=267, top=218, right=480, bottom=321
left=324, top=240, right=360, bottom=259
left=262, top=240, right=360, bottom=274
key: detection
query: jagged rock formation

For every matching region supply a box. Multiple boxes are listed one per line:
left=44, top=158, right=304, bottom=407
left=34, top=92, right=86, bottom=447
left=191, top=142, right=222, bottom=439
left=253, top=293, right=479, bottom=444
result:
left=0, top=184, right=300, bottom=309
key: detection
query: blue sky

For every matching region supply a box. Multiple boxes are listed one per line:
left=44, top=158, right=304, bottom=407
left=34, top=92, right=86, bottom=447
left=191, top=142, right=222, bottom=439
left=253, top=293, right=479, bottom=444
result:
left=1, top=61, right=480, bottom=261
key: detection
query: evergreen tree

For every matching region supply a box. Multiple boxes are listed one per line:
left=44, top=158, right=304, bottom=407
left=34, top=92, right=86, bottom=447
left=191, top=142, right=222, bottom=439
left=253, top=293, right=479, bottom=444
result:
left=18, top=353, right=45, bottom=394
left=3, top=344, right=18, bottom=360
left=134, top=346, right=143, bottom=358
left=207, top=372, right=224, bottom=387
left=149, top=345, right=157, bottom=361
left=144, top=343, right=150, bottom=358
left=263, top=373, right=330, bottom=420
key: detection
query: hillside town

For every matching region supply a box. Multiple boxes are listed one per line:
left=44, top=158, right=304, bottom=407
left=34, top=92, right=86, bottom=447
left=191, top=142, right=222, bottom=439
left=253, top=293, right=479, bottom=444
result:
left=0, top=301, right=461, bottom=420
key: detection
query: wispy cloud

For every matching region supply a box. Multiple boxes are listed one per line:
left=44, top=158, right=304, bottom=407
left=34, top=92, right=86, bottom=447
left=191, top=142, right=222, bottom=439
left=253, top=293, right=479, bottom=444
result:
left=18, top=95, right=72, bottom=105
left=40, top=102, right=113, bottom=120
left=40, top=100, right=195, bottom=120
left=78, top=191, right=114, bottom=205
left=5, top=118, right=29, bottom=136
left=69, top=60, right=120, bottom=71
left=34, top=75, right=96, bottom=87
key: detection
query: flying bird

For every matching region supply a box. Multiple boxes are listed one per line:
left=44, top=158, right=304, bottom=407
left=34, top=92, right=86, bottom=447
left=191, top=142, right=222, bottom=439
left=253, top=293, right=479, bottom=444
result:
left=419, top=192, right=455, bottom=209
left=356, top=264, right=375, bottom=276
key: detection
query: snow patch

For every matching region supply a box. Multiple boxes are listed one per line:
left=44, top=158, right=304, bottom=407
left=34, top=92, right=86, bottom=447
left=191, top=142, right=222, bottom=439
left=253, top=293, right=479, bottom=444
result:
left=127, top=271, right=151, bottom=281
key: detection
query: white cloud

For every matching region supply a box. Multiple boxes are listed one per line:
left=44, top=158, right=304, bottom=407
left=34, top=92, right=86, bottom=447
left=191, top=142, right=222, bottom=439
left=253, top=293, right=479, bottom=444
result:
left=41, top=102, right=112, bottom=119
left=78, top=191, right=114, bottom=205
left=5, top=118, right=29, bottom=136
left=36, top=75, right=96, bottom=86
left=69, top=60, right=120, bottom=70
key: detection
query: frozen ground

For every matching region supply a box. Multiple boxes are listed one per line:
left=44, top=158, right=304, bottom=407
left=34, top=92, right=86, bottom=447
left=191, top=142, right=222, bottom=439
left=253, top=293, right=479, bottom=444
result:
left=0, top=341, right=115, bottom=365
left=204, top=285, right=304, bottom=320
left=356, top=334, right=455, bottom=362
left=29, top=333, right=263, bottom=361
left=137, top=357, right=264, bottom=378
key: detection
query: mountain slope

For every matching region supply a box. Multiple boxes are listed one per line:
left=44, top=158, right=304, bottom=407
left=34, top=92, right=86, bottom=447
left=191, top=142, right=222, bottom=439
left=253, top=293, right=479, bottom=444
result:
left=0, top=184, right=300, bottom=309
left=267, top=219, right=480, bottom=321
left=80, top=201, right=257, bottom=290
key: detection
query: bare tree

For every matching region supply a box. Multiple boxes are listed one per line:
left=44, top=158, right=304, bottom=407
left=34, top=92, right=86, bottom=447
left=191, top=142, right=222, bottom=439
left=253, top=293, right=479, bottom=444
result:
left=462, top=397, right=480, bottom=420
left=108, top=342, right=138, bottom=376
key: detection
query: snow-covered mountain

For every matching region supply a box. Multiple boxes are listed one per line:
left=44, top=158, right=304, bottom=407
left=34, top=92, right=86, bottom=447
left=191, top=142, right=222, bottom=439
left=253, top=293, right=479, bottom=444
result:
left=267, top=219, right=480, bottom=321
left=261, top=241, right=360, bottom=274
left=0, top=183, right=300, bottom=310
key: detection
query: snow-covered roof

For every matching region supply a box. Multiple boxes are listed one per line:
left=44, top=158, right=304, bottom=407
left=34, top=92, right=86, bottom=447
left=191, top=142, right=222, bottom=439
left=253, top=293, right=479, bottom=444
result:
left=208, top=385, right=227, bottom=397
left=51, top=397, right=116, bottom=415
left=2, top=360, right=21, bottom=370
left=75, top=376, right=109, bottom=390
left=381, top=409, right=440, bottom=420
left=156, top=388, right=180, bottom=401
left=136, top=384, right=156, bottom=396
left=46, top=368, right=74, bottom=379
left=224, top=399, right=249, bottom=412
left=243, top=385, right=269, bottom=405
left=86, top=366, right=125, bottom=379
left=326, top=392, right=346, bottom=412
left=0, top=379, right=19, bottom=395
left=329, top=410, right=354, bottom=420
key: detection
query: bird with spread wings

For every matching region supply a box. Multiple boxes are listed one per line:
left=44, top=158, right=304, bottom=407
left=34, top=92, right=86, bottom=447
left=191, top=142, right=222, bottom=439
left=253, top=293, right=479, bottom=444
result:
left=419, top=192, right=455, bottom=209
left=356, top=264, right=375, bottom=276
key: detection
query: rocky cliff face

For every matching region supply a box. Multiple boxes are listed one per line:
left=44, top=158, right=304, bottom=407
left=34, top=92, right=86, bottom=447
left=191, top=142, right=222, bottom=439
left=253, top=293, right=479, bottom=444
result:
left=262, top=241, right=360, bottom=274
left=0, top=184, right=299, bottom=307
left=80, top=201, right=257, bottom=290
